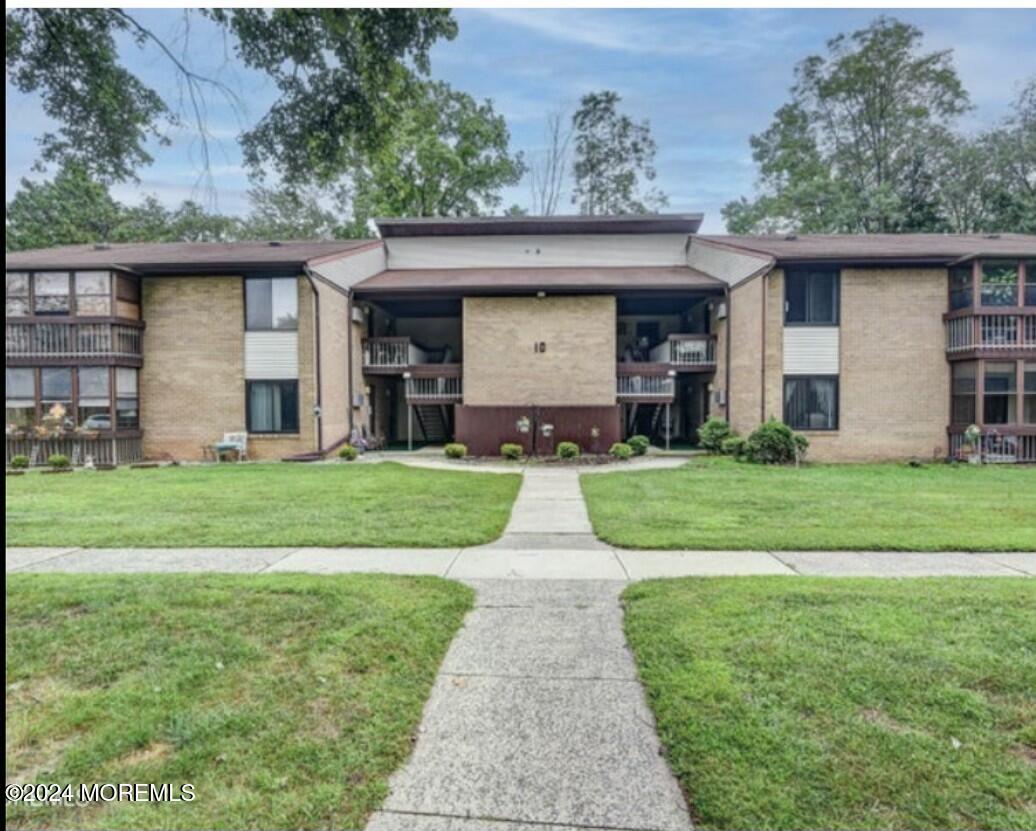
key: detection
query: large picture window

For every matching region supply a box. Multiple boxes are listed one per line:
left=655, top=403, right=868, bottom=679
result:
left=951, top=362, right=977, bottom=425
left=6, top=272, right=30, bottom=317
left=34, top=272, right=71, bottom=315
left=784, top=376, right=838, bottom=430
left=6, top=368, right=35, bottom=433
left=78, top=367, right=111, bottom=430
left=980, top=262, right=1018, bottom=307
left=247, top=380, right=299, bottom=433
left=74, top=271, right=112, bottom=316
left=949, top=265, right=973, bottom=311
left=983, top=362, right=1016, bottom=425
left=245, top=278, right=298, bottom=331
left=785, top=270, right=839, bottom=325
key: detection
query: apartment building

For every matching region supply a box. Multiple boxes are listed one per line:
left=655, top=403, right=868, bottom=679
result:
left=6, top=215, right=1036, bottom=464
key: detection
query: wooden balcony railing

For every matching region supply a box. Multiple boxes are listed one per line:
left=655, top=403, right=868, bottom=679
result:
left=649, top=334, right=716, bottom=368
left=948, top=426, right=1036, bottom=464
left=6, top=321, right=143, bottom=360
left=362, top=337, right=429, bottom=370
left=617, top=373, right=675, bottom=401
left=945, top=310, right=1036, bottom=356
left=6, top=435, right=143, bottom=467
left=405, top=365, right=462, bottom=402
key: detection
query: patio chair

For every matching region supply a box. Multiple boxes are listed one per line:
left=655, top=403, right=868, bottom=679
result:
left=212, top=431, right=248, bottom=462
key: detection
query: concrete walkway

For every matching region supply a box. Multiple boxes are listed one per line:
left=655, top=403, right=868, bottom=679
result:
left=366, top=579, right=692, bottom=831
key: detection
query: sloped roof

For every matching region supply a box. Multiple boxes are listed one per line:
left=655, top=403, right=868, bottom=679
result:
left=353, top=266, right=723, bottom=295
left=697, top=233, right=1036, bottom=263
left=5, top=239, right=377, bottom=273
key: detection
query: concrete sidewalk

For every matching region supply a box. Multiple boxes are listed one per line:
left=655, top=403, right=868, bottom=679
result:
left=366, top=579, right=692, bottom=831
left=7, top=545, right=1035, bottom=577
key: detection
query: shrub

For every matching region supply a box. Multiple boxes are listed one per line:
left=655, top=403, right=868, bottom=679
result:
left=609, top=442, right=633, bottom=460
left=627, top=434, right=650, bottom=456
left=697, top=417, right=732, bottom=453
left=338, top=445, right=358, bottom=461
left=721, top=435, right=747, bottom=458
left=9, top=455, right=29, bottom=470
left=556, top=441, right=580, bottom=459
left=47, top=453, right=70, bottom=469
left=499, top=443, right=524, bottom=460
left=444, top=443, right=467, bottom=459
left=744, top=418, right=809, bottom=465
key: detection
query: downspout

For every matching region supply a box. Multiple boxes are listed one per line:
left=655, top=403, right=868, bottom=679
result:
left=760, top=272, right=767, bottom=423
left=303, top=267, right=323, bottom=452
left=345, top=289, right=355, bottom=438
left=724, top=284, right=731, bottom=422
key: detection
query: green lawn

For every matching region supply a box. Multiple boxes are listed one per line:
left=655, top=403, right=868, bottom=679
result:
left=5, top=462, right=521, bottom=548
left=5, top=573, right=472, bottom=830
left=582, top=458, right=1036, bottom=550
left=624, top=577, right=1036, bottom=831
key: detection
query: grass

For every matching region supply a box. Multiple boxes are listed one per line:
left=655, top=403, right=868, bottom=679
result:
left=5, top=573, right=473, bottom=830
left=5, top=462, right=521, bottom=548
left=624, top=577, right=1036, bottom=830
left=581, top=457, right=1036, bottom=550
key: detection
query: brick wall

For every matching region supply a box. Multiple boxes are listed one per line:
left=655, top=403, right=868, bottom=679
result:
left=463, top=295, right=616, bottom=406
left=140, top=275, right=317, bottom=461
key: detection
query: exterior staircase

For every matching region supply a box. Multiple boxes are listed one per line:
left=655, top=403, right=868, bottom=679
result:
left=413, top=404, right=451, bottom=443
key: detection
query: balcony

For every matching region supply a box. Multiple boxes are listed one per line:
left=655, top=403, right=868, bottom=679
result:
left=649, top=334, right=716, bottom=369
left=948, top=426, right=1036, bottom=464
left=617, top=366, right=675, bottom=401
left=362, top=336, right=428, bottom=371
left=6, top=320, right=143, bottom=365
left=6, top=434, right=144, bottom=467
left=945, top=310, right=1036, bottom=359
left=405, top=365, right=463, bottom=403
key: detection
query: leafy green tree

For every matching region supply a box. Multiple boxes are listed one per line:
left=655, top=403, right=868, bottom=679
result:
left=571, top=91, right=667, bottom=216
left=342, top=81, right=524, bottom=234
left=6, top=8, right=457, bottom=183
left=985, top=78, right=1036, bottom=233
left=6, top=165, right=123, bottom=250
left=243, top=186, right=342, bottom=240
left=724, top=17, right=970, bottom=233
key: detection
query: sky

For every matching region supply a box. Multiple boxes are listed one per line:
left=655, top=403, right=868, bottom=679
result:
left=6, top=7, right=1036, bottom=233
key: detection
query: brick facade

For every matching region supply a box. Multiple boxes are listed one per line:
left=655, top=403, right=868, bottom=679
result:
left=462, top=295, right=616, bottom=406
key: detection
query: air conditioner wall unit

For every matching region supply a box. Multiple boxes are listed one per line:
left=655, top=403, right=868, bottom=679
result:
left=716, top=302, right=728, bottom=320
left=351, top=306, right=365, bottom=323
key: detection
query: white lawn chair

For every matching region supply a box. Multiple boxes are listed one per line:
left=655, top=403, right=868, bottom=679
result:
left=212, top=432, right=248, bottom=462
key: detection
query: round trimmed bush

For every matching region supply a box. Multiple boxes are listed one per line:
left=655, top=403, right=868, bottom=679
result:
left=338, top=444, right=359, bottom=461
left=47, top=453, right=70, bottom=469
left=697, top=416, right=732, bottom=453
left=10, top=454, right=29, bottom=470
left=499, top=443, right=524, bottom=460
left=744, top=418, right=808, bottom=465
left=609, top=442, right=633, bottom=460
left=556, top=441, right=580, bottom=459
left=627, top=434, right=650, bottom=456
left=721, top=435, right=747, bottom=458
left=444, top=443, right=467, bottom=459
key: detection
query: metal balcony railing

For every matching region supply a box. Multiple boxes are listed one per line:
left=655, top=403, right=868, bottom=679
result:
left=6, top=321, right=142, bottom=359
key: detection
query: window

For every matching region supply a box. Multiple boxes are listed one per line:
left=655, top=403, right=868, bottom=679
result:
left=247, top=380, right=299, bottom=433
left=981, top=261, right=1018, bottom=307
left=34, top=272, right=71, bottom=315
left=784, top=376, right=838, bottom=430
left=785, top=270, right=839, bottom=325
left=5, top=368, right=35, bottom=433
left=116, top=367, right=139, bottom=429
left=245, top=278, right=298, bottom=331
left=1025, top=262, right=1036, bottom=307
left=6, top=272, right=30, bottom=317
left=983, top=361, right=1017, bottom=425
left=78, top=367, right=111, bottom=430
left=951, top=362, right=977, bottom=424
left=1025, top=362, right=1036, bottom=425
left=949, top=265, right=973, bottom=311
left=75, top=271, right=111, bottom=316
left=40, top=367, right=73, bottom=429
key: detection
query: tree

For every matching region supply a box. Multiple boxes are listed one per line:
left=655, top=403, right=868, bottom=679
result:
left=341, top=81, right=524, bottom=233
left=6, top=8, right=457, bottom=183
left=570, top=91, right=667, bottom=216
left=529, top=110, right=571, bottom=215
left=724, top=17, right=970, bottom=233
left=243, top=186, right=341, bottom=240
left=6, top=165, right=123, bottom=250
left=984, top=78, right=1036, bottom=233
